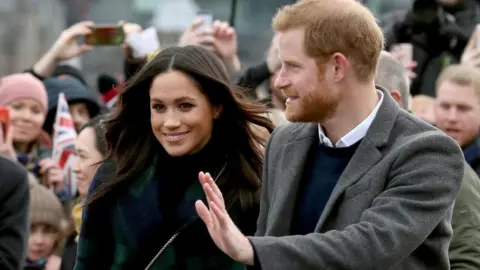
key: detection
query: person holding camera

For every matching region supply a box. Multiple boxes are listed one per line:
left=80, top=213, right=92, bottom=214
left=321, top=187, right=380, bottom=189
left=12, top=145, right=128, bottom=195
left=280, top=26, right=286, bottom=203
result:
left=381, top=0, right=480, bottom=97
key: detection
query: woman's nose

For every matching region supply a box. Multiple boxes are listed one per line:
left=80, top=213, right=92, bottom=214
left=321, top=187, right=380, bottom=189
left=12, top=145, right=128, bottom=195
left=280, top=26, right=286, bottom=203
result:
left=163, top=115, right=181, bottom=128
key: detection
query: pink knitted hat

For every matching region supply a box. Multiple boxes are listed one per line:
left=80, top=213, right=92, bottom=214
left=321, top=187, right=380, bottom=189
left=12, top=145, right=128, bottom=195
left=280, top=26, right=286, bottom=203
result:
left=0, top=73, right=48, bottom=113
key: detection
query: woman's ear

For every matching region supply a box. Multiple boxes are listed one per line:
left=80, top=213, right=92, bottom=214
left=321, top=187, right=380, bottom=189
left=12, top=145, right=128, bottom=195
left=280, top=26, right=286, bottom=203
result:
left=213, top=105, right=223, bottom=119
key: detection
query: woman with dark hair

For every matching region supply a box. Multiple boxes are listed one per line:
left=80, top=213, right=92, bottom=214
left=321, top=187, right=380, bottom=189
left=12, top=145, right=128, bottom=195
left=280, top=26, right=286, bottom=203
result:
left=74, top=45, right=274, bottom=270
left=61, top=115, right=107, bottom=270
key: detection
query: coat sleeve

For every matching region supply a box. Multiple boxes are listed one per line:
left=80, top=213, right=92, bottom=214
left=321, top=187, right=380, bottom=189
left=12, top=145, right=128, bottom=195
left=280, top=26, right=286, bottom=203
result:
left=449, top=164, right=480, bottom=269
left=0, top=159, right=29, bottom=270
left=248, top=132, right=464, bottom=270
left=74, top=164, right=114, bottom=270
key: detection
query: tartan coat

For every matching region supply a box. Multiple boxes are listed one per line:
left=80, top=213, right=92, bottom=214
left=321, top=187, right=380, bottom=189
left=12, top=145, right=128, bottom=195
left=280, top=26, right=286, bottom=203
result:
left=74, top=156, right=258, bottom=270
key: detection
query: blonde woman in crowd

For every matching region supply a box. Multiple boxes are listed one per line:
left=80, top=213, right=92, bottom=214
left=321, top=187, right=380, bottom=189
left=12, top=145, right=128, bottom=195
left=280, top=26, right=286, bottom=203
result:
left=0, top=74, right=67, bottom=199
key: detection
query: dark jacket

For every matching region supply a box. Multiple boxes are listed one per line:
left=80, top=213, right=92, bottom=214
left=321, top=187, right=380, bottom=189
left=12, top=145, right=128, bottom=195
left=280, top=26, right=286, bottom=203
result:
left=59, top=234, right=77, bottom=270
left=0, top=156, right=29, bottom=270
left=449, top=163, right=480, bottom=269
left=381, top=0, right=480, bottom=96
left=75, top=144, right=259, bottom=270
left=463, top=137, right=480, bottom=177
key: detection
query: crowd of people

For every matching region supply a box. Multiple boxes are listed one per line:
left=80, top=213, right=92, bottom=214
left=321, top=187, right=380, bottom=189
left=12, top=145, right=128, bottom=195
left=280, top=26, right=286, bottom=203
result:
left=1, top=0, right=480, bottom=269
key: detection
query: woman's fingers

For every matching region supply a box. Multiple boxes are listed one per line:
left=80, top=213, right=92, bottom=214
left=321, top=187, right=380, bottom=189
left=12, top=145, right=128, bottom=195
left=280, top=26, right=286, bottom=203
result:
left=195, top=200, right=213, bottom=228
left=204, top=172, right=225, bottom=205
left=210, top=201, right=228, bottom=228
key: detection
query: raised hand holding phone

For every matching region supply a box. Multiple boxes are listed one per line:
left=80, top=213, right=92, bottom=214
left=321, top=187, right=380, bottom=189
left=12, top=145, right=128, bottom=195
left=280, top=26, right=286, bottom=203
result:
left=0, top=107, right=16, bottom=160
left=52, top=21, right=95, bottom=61
left=32, top=21, right=94, bottom=78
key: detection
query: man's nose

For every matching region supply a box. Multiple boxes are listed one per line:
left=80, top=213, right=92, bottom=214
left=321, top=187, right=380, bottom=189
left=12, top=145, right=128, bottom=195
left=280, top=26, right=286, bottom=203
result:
left=446, top=107, right=459, bottom=122
left=273, top=69, right=290, bottom=90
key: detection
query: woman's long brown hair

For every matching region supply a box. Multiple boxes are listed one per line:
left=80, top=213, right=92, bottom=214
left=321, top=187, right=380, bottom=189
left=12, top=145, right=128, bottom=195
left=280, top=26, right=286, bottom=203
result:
left=85, top=46, right=275, bottom=210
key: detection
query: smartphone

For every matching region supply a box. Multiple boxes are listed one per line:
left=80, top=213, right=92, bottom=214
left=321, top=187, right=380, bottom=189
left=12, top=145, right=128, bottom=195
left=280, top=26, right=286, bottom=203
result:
left=85, top=25, right=125, bottom=46
left=392, top=43, right=413, bottom=67
left=197, top=11, right=213, bottom=30
left=0, top=106, right=9, bottom=136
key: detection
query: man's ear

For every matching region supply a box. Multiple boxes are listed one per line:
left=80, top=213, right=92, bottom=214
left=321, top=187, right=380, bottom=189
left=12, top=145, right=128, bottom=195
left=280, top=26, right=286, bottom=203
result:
left=390, top=89, right=403, bottom=107
left=213, top=105, right=223, bottom=119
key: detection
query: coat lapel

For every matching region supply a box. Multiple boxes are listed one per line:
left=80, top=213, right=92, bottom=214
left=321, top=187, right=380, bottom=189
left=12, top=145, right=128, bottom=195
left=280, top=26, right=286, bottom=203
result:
left=271, top=123, right=317, bottom=235
left=315, top=87, right=400, bottom=231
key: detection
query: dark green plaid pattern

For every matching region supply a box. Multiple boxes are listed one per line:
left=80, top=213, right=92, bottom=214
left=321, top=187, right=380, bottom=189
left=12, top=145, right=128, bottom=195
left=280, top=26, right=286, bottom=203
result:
left=75, top=158, right=248, bottom=270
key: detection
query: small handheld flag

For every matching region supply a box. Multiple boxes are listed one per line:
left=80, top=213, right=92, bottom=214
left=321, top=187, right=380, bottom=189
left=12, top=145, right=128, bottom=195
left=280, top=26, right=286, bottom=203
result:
left=52, top=93, right=77, bottom=196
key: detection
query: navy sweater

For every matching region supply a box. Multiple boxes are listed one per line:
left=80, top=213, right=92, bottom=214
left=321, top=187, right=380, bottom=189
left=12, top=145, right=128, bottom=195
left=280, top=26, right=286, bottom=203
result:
left=291, top=140, right=361, bottom=235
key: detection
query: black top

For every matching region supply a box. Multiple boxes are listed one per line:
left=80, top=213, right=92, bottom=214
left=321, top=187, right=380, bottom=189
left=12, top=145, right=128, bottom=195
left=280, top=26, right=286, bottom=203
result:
left=156, top=139, right=226, bottom=234
left=0, top=156, right=29, bottom=270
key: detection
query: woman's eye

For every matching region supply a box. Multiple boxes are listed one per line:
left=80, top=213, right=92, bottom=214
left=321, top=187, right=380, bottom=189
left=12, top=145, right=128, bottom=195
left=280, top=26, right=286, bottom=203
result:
left=10, top=104, right=23, bottom=110
left=179, top=103, right=194, bottom=110
left=152, top=104, right=165, bottom=112
left=31, top=108, right=42, bottom=115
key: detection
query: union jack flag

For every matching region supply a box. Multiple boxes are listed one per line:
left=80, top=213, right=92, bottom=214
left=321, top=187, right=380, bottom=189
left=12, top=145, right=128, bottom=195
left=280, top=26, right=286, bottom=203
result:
left=52, top=93, right=77, bottom=196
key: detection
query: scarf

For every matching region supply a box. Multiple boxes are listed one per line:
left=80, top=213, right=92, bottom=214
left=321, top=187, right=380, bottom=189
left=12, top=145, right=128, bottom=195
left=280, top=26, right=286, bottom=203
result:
left=72, top=201, right=84, bottom=242
left=24, top=258, right=47, bottom=270
left=16, top=131, right=52, bottom=179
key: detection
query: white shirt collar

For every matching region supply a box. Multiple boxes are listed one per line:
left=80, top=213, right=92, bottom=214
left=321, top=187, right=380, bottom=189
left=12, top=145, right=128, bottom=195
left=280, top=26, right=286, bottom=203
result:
left=318, top=90, right=384, bottom=148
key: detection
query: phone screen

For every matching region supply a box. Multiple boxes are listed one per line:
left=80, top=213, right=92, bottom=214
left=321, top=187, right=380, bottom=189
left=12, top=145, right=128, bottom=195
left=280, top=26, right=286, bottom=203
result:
left=0, top=106, right=9, bottom=136
left=85, top=25, right=125, bottom=46
left=197, top=11, right=213, bottom=30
